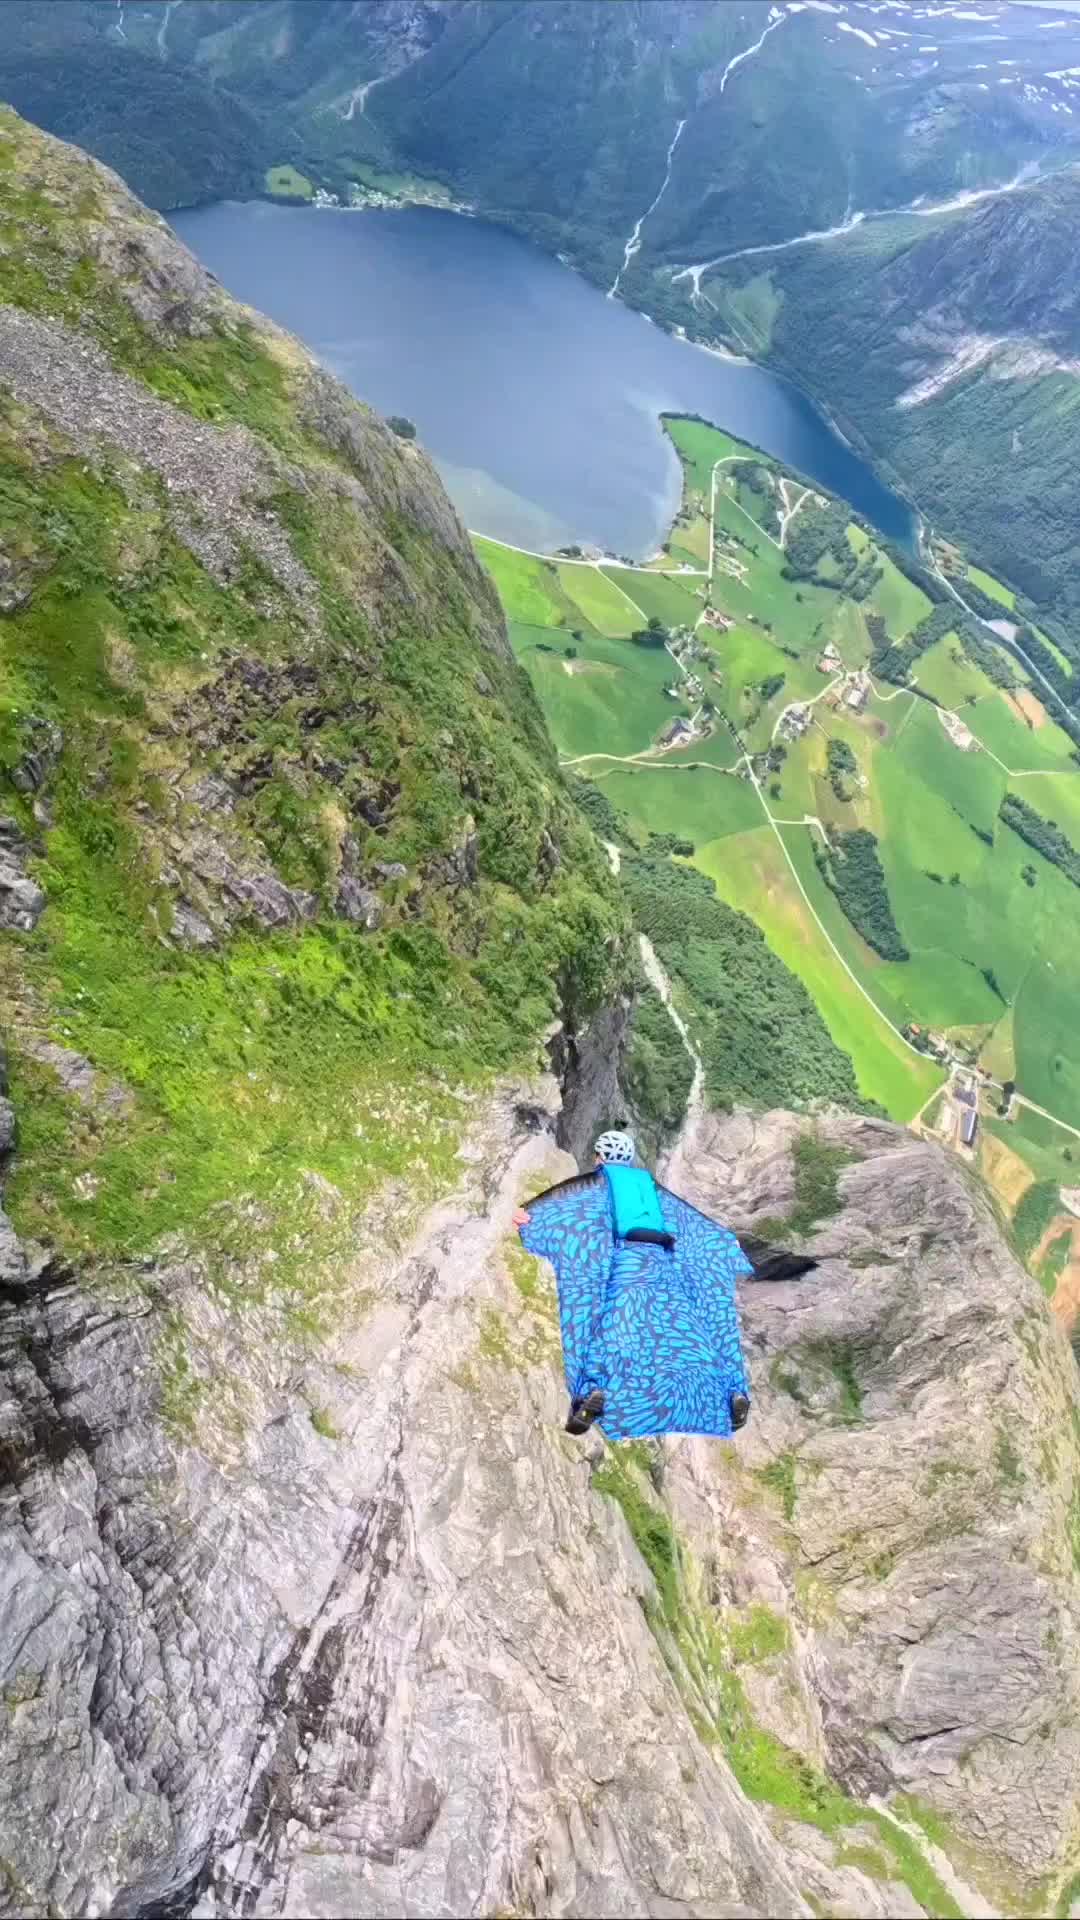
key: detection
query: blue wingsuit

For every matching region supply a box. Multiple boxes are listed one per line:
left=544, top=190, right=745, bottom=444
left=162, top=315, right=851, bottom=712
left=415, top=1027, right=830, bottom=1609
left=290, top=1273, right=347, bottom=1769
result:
left=518, top=1167, right=754, bottom=1440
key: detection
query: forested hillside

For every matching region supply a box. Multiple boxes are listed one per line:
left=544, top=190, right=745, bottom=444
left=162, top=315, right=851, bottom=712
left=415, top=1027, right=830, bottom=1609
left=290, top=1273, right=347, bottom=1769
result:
left=676, top=172, right=1080, bottom=655
left=7, top=0, right=1080, bottom=245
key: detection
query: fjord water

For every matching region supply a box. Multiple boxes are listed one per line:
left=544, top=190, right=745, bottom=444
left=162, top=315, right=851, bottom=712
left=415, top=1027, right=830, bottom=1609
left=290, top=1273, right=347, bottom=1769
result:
left=173, top=200, right=916, bottom=558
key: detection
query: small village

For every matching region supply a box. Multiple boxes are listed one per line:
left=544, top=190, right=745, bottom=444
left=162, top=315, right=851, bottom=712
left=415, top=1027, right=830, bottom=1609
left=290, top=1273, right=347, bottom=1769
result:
left=313, top=179, right=471, bottom=214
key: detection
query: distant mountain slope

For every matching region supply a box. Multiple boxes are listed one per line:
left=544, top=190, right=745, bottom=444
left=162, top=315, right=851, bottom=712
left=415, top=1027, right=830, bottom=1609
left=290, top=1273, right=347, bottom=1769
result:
left=677, top=170, right=1080, bottom=647
left=6, top=0, right=1080, bottom=240
left=6, top=1, right=1080, bottom=638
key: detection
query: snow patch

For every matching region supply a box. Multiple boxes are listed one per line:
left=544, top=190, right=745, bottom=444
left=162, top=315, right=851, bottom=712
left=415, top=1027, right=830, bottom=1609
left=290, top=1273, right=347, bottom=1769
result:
left=839, top=19, right=879, bottom=41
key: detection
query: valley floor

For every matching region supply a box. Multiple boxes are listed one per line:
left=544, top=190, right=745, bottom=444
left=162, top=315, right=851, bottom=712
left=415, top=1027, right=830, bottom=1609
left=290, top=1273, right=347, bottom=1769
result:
left=476, top=415, right=1080, bottom=1292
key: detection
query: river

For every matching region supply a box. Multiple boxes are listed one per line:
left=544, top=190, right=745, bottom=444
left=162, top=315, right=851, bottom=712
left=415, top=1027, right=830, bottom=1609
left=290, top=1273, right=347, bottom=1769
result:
left=171, top=200, right=916, bottom=559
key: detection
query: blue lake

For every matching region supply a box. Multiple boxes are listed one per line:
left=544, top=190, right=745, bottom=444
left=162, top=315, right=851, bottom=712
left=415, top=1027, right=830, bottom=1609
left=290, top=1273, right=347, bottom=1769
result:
left=173, top=200, right=917, bottom=559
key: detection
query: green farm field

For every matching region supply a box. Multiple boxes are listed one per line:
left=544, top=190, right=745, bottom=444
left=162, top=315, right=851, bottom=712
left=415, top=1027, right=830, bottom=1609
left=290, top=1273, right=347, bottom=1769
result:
left=965, top=694, right=1078, bottom=774
left=557, top=564, right=641, bottom=636
left=475, top=538, right=571, bottom=628
left=602, top=566, right=703, bottom=631
left=509, top=623, right=686, bottom=762
left=595, top=764, right=764, bottom=845
left=913, top=635, right=996, bottom=708
left=477, top=410, right=1080, bottom=1138
left=968, top=564, right=1015, bottom=610
left=694, top=828, right=941, bottom=1121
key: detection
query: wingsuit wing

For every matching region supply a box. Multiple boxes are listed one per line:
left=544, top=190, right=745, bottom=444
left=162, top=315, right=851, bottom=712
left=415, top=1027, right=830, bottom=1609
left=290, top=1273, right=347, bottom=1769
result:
left=518, top=1171, right=612, bottom=1398
left=736, top=1232, right=818, bottom=1282
left=655, top=1186, right=754, bottom=1406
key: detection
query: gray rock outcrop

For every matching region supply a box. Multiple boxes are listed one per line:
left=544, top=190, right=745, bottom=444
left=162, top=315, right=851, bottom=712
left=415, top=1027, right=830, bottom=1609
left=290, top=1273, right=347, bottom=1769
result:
left=667, top=1107, right=1080, bottom=1912
left=0, top=818, right=46, bottom=932
left=3, top=1093, right=1079, bottom=1919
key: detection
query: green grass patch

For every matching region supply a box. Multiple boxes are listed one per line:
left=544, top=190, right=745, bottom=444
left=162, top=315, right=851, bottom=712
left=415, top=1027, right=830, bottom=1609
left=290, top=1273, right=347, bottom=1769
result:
left=1037, top=1228, right=1068, bottom=1305
left=474, top=537, right=569, bottom=626
left=1055, top=1871, right=1080, bottom=1918
left=1013, top=953, right=1080, bottom=1134
left=783, top=1131, right=857, bottom=1240
left=757, top=1450, right=799, bottom=1522
left=594, top=769, right=762, bottom=847
left=867, top=550, right=932, bottom=640
left=968, top=564, right=1015, bottom=610
left=728, top=1603, right=790, bottom=1664
left=1004, top=1103, right=1080, bottom=1182
left=1013, top=1181, right=1064, bottom=1263
left=663, top=415, right=752, bottom=499
left=914, top=634, right=999, bottom=709
left=1011, top=771, right=1080, bottom=855
left=601, top=565, right=703, bottom=632
left=662, top=727, right=743, bottom=773
left=264, top=164, right=313, bottom=201
left=965, top=694, right=1078, bottom=774
left=556, top=563, right=639, bottom=636
left=592, top=1447, right=680, bottom=1618
left=510, top=622, right=685, bottom=761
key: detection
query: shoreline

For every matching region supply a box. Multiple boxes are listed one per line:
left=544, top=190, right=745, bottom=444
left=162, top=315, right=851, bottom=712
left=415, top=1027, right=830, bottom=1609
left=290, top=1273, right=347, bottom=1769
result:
left=171, top=191, right=944, bottom=585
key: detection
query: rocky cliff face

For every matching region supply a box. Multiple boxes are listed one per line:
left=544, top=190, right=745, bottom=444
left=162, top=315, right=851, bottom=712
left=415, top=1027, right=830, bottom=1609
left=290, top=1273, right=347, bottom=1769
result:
left=6, top=1090, right=1080, bottom=1919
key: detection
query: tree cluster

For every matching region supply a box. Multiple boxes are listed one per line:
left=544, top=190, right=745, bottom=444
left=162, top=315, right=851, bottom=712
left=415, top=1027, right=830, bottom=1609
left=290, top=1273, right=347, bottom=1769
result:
left=1000, top=794, right=1080, bottom=890
left=812, top=828, right=909, bottom=961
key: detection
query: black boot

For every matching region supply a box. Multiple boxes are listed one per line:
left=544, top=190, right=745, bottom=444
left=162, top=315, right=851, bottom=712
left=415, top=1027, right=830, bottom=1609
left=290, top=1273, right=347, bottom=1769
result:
left=565, top=1388, right=606, bottom=1435
left=730, top=1391, right=750, bottom=1432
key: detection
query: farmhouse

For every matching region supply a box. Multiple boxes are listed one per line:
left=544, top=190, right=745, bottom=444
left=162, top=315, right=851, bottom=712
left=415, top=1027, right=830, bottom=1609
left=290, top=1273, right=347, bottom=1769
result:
left=940, top=709, right=976, bottom=752
left=659, top=717, right=694, bottom=748
left=844, top=677, right=869, bottom=713
left=778, top=704, right=812, bottom=743
left=704, top=607, right=735, bottom=632
left=817, top=643, right=841, bottom=675
left=960, top=1108, right=979, bottom=1149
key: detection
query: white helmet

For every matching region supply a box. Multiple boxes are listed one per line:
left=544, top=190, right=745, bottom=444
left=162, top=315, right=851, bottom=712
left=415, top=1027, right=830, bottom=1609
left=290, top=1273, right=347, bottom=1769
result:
left=595, top=1129, right=635, bottom=1165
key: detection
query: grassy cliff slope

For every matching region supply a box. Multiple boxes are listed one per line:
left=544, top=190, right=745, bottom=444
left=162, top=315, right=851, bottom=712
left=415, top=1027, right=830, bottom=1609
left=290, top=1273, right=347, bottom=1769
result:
left=0, top=106, right=623, bottom=1307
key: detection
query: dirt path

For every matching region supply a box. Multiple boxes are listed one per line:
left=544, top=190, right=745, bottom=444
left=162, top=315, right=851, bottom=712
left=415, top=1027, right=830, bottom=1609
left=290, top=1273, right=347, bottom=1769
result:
left=467, top=534, right=707, bottom=579
left=777, top=477, right=810, bottom=548
left=639, top=934, right=706, bottom=1189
